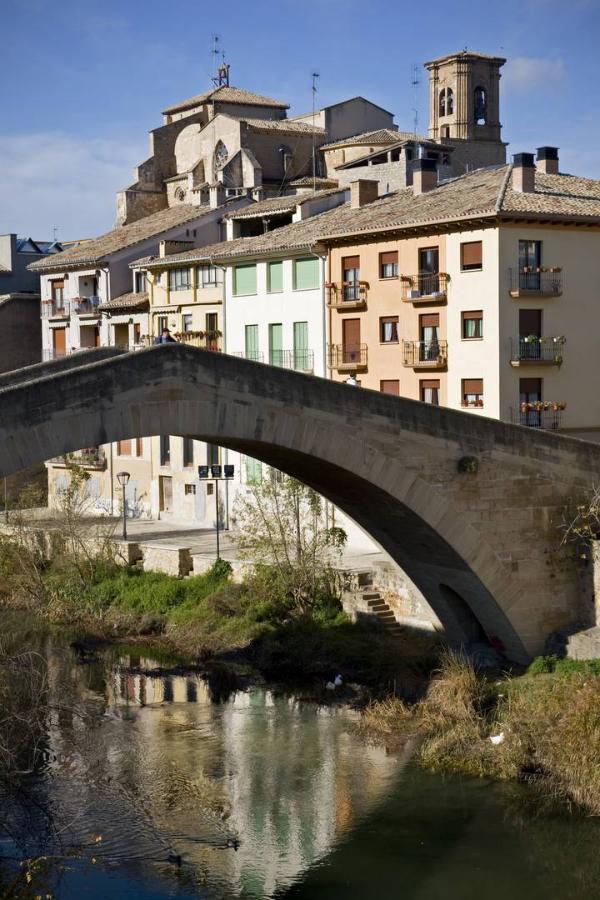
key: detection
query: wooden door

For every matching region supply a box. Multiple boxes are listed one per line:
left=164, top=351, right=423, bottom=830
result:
left=52, top=328, right=66, bottom=358
left=342, top=318, right=360, bottom=364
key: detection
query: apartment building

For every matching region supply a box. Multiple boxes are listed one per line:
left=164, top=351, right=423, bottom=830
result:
left=324, top=151, right=600, bottom=440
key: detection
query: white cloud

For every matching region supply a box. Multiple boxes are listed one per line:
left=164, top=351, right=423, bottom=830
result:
left=503, top=56, right=566, bottom=91
left=0, top=132, right=146, bottom=240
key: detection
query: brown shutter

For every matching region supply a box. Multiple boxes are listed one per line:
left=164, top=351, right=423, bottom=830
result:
left=51, top=279, right=65, bottom=289
left=461, top=241, right=482, bottom=267
left=117, top=440, right=132, bottom=455
left=380, top=251, right=398, bottom=265
left=463, top=309, right=483, bottom=320
left=135, top=438, right=143, bottom=456
left=342, top=256, right=360, bottom=270
left=419, top=313, right=440, bottom=327
left=343, top=318, right=360, bottom=349
left=380, top=316, right=398, bottom=325
left=52, top=328, right=66, bottom=354
left=519, top=378, right=542, bottom=394
left=380, top=380, right=400, bottom=395
left=420, top=379, right=440, bottom=389
left=463, top=379, right=483, bottom=393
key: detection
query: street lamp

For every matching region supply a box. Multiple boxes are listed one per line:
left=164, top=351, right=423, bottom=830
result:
left=116, top=471, right=130, bottom=540
left=198, top=463, right=235, bottom=561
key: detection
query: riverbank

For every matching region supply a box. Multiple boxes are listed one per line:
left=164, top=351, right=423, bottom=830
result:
left=362, top=651, right=600, bottom=815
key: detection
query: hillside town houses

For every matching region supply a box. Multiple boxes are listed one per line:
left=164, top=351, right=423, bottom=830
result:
left=15, top=48, right=600, bottom=551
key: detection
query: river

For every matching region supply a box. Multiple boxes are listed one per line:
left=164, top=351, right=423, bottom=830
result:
left=0, top=617, right=598, bottom=899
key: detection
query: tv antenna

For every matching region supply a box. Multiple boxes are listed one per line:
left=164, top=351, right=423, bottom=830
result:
left=311, top=72, right=320, bottom=192
left=411, top=63, right=420, bottom=138
left=52, top=225, right=59, bottom=242
left=211, top=35, right=230, bottom=87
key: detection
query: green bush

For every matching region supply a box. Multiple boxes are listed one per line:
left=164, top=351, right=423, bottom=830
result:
left=528, top=655, right=600, bottom=677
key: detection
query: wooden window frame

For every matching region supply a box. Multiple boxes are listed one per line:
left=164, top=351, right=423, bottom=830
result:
left=379, top=315, right=399, bottom=344
left=460, top=241, right=483, bottom=272
left=462, top=378, right=484, bottom=408
left=461, top=310, right=483, bottom=340
left=379, top=251, right=398, bottom=280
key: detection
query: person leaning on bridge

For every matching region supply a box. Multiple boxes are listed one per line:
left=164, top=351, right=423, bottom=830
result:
left=154, top=328, right=177, bottom=345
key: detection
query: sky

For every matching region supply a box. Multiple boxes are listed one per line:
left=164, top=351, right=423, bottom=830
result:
left=1, top=0, right=599, bottom=239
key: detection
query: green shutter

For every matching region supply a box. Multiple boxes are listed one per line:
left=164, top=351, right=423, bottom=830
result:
left=246, top=456, right=262, bottom=484
left=267, top=261, right=283, bottom=293
left=293, top=321, right=309, bottom=371
left=234, top=264, right=257, bottom=296
left=269, top=323, right=283, bottom=366
left=293, top=257, right=319, bottom=291
left=245, top=324, right=259, bottom=361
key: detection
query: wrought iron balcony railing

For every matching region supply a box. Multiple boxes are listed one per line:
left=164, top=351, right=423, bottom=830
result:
left=508, top=268, right=563, bottom=297
left=511, top=406, right=564, bottom=430
left=509, top=337, right=566, bottom=366
left=42, top=299, right=70, bottom=318
left=268, top=349, right=315, bottom=372
left=175, top=331, right=222, bottom=351
left=73, top=295, right=101, bottom=315
left=326, top=281, right=368, bottom=309
left=327, top=344, right=368, bottom=371
left=231, top=350, right=265, bottom=363
left=401, top=273, right=448, bottom=303
left=402, top=339, right=448, bottom=368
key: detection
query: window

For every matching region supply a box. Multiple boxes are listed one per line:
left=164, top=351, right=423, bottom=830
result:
left=135, top=271, right=147, bottom=292
left=51, top=280, right=64, bottom=302
left=293, top=321, right=309, bottom=370
left=342, top=255, right=360, bottom=300
left=461, top=241, right=483, bottom=271
left=117, top=440, right=131, bottom=456
left=439, top=89, right=446, bottom=118
left=293, top=257, right=319, bottom=291
left=183, top=437, right=194, bottom=467
left=206, top=443, right=219, bottom=467
left=380, top=316, right=399, bottom=344
left=462, top=379, right=484, bottom=408
left=246, top=456, right=263, bottom=485
left=267, top=260, right=283, bottom=293
left=184, top=484, right=196, bottom=496
left=380, top=380, right=400, bottom=395
left=213, top=140, right=229, bottom=172
left=135, top=439, right=143, bottom=457
left=199, top=265, right=220, bottom=287
left=157, top=315, right=168, bottom=334
left=269, top=323, right=283, bottom=366
left=245, top=324, right=259, bottom=361
left=160, top=435, right=170, bottom=466
left=169, top=268, right=191, bottom=291
left=206, top=482, right=214, bottom=496
left=182, top=313, right=193, bottom=332
left=462, top=310, right=483, bottom=339
left=420, top=379, right=440, bottom=405
left=446, top=88, right=454, bottom=115
left=233, top=264, right=257, bottom=296
left=205, top=312, right=219, bottom=349
left=474, top=87, right=487, bottom=125
left=379, top=251, right=398, bottom=279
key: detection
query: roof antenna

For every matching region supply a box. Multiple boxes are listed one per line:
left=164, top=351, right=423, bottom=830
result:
left=411, top=63, right=420, bottom=139
left=52, top=225, right=59, bottom=242
left=311, top=72, right=320, bottom=192
left=211, top=35, right=230, bottom=87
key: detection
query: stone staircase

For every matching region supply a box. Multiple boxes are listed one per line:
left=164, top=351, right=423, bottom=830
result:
left=362, top=590, right=403, bottom=636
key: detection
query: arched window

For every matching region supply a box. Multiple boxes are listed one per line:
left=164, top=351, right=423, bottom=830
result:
left=213, top=140, right=229, bottom=173
left=474, top=87, right=487, bottom=125
left=446, top=87, right=454, bottom=115
left=439, top=89, right=446, bottom=117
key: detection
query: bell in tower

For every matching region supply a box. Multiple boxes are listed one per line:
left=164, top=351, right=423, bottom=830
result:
left=424, top=50, right=507, bottom=172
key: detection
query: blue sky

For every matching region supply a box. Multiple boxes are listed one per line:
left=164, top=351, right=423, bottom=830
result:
left=1, top=0, right=598, bottom=239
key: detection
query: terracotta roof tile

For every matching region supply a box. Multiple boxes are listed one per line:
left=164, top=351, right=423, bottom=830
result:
left=223, top=188, right=346, bottom=221
left=100, top=291, right=149, bottom=312
left=242, top=118, right=326, bottom=136
left=320, top=128, right=427, bottom=151
left=162, top=85, right=289, bottom=116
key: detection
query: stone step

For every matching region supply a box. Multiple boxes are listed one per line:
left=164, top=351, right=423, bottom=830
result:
left=377, top=612, right=397, bottom=622
left=368, top=600, right=387, bottom=610
left=363, top=592, right=381, bottom=601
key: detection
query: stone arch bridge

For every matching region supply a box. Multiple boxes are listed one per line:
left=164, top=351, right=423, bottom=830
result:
left=0, top=344, right=598, bottom=663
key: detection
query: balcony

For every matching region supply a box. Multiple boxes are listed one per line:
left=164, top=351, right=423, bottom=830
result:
left=511, top=402, right=566, bottom=430
left=401, top=273, right=448, bottom=304
left=328, top=344, right=368, bottom=372
left=49, top=447, right=107, bottom=469
left=402, top=339, right=448, bottom=369
left=268, top=349, right=315, bottom=373
left=510, top=336, right=566, bottom=367
left=231, top=350, right=265, bottom=363
left=176, top=331, right=222, bottom=351
left=508, top=268, right=563, bottom=298
left=326, top=281, right=368, bottom=310
left=73, top=295, right=101, bottom=317
left=42, top=299, right=70, bottom=318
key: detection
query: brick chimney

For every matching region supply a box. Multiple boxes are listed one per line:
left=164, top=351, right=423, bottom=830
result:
left=412, top=158, right=437, bottom=196
left=512, top=153, right=536, bottom=193
left=536, top=146, right=559, bottom=175
left=159, top=239, right=194, bottom=258
left=350, top=179, right=379, bottom=209
left=209, top=182, right=225, bottom=208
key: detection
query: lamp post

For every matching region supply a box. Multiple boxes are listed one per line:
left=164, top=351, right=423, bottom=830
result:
left=198, top=463, right=234, bottom=561
left=116, top=471, right=130, bottom=540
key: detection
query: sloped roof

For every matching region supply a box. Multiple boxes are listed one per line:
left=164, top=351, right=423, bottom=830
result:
left=425, top=49, right=506, bottom=67
left=130, top=165, right=600, bottom=266
left=100, top=291, right=149, bottom=312
left=320, top=128, right=426, bottom=151
left=162, top=85, right=289, bottom=116
left=28, top=204, right=216, bottom=272
left=223, top=188, right=346, bottom=221
left=242, top=118, right=326, bottom=136
left=335, top=138, right=451, bottom=171
left=289, top=176, right=339, bottom=188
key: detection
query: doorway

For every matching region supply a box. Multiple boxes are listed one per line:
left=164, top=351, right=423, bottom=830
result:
left=159, top=476, right=173, bottom=513
left=52, top=328, right=66, bottom=358
left=418, top=246, right=439, bottom=294
left=342, top=318, right=361, bottom=365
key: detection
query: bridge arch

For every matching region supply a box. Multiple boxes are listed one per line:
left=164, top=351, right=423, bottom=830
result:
left=1, top=345, right=599, bottom=663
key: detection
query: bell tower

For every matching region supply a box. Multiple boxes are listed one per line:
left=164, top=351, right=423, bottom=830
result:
left=424, top=50, right=507, bottom=171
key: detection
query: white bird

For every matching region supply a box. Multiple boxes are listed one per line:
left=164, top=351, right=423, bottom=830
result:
left=325, top=682, right=336, bottom=691
left=489, top=732, right=505, bottom=746
left=334, top=675, right=343, bottom=687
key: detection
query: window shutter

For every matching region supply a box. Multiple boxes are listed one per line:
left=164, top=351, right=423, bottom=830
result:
left=234, top=264, right=257, bottom=296
left=294, top=258, right=319, bottom=290
left=463, top=379, right=483, bottom=394
left=293, top=321, right=308, bottom=352
left=461, top=241, right=483, bottom=268
left=380, top=251, right=398, bottom=265
left=342, top=256, right=360, bottom=270
left=519, top=378, right=542, bottom=394
left=419, top=313, right=440, bottom=327
left=420, top=379, right=440, bottom=389
left=268, top=261, right=283, bottom=293
left=118, top=439, right=132, bottom=455
left=380, top=380, right=400, bottom=395
left=463, top=309, right=483, bottom=320
left=245, top=324, right=258, bottom=357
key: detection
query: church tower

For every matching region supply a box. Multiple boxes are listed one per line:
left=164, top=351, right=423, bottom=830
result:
left=424, top=50, right=507, bottom=172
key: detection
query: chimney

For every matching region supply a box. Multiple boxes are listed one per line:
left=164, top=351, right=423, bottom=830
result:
left=412, top=158, right=438, bottom=196
left=209, top=182, right=225, bottom=208
left=536, top=146, right=559, bottom=175
left=350, top=179, right=379, bottom=209
left=159, top=239, right=193, bottom=258
left=512, top=153, right=536, bottom=193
